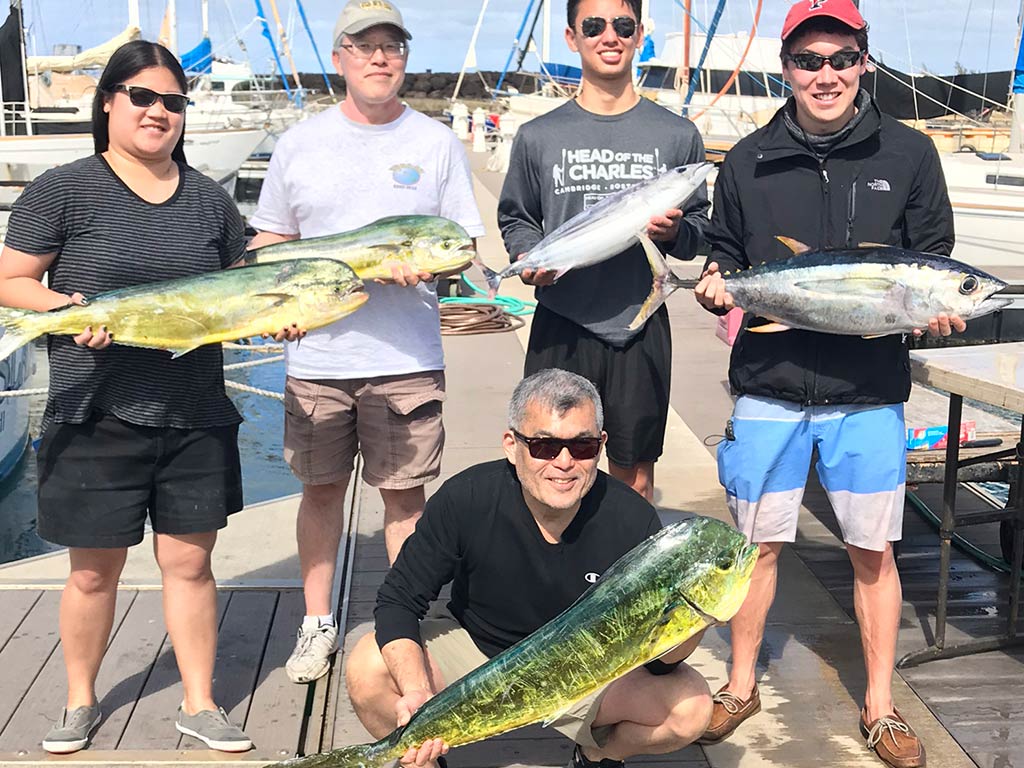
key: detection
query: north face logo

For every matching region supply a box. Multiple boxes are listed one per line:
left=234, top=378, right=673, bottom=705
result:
left=867, top=179, right=891, bottom=192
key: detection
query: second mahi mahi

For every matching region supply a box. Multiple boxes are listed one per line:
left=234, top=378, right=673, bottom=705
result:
left=245, top=215, right=477, bottom=279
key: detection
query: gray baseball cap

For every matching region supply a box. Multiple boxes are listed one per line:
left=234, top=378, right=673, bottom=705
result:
left=333, top=0, right=412, bottom=46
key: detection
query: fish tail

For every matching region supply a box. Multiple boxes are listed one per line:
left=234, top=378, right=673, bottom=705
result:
left=476, top=259, right=503, bottom=298
left=0, top=307, right=40, bottom=362
left=628, top=232, right=684, bottom=331
left=267, top=741, right=392, bottom=768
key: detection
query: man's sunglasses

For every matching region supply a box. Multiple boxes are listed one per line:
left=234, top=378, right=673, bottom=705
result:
left=783, top=50, right=865, bottom=72
left=512, top=429, right=602, bottom=461
left=109, top=84, right=190, bottom=113
left=579, top=16, right=637, bottom=39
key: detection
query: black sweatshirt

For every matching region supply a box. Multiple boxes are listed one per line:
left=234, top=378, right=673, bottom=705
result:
left=705, top=95, right=955, bottom=406
left=374, top=460, right=662, bottom=658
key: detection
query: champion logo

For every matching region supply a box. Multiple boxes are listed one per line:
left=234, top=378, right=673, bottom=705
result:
left=867, top=178, right=891, bottom=192
left=584, top=572, right=601, bottom=584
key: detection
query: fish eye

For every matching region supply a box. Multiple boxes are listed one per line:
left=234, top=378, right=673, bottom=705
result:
left=715, top=551, right=735, bottom=571
left=960, top=275, right=980, bottom=295
left=442, top=240, right=453, bottom=249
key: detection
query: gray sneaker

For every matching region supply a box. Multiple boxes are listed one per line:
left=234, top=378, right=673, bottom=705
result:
left=175, top=706, right=252, bottom=752
left=286, top=620, right=339, bottom=684
left=42, top=704, right=101, bottom=754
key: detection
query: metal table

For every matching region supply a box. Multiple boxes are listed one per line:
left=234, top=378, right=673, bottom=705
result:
left=897, top=342, right=1024, bottom=668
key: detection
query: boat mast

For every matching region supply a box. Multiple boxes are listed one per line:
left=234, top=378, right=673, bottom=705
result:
left=168, top=0, right=177, bottom=56
left=541, top=0, right=550, bottom=65
left=682, top=0, right=691, bottom=91
left=1012, top=0, right=1024, bottom=152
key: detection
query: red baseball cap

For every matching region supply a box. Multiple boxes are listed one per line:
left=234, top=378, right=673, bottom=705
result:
left=781, top=0, right=866, bottom=41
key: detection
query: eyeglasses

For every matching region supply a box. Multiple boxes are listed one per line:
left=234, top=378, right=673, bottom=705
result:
left=511, top=429, right=602, bottom=461
left=783, top=50, right=865, bottom=72
left=579, top=16, right=637, bottom=39
left=338, top=41, right=408, bottom=59
left=109, top=84, right=189, bottom=113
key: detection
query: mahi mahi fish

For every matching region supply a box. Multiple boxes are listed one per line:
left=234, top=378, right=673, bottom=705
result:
left=272, top=516, right=758, bottom=768
left=0, top=259, right=367, bottom=362
left=481, top=163, right=713, bottom=329
left=723, top=238, right=1011, bottom=337
left=245, top=215, right=477, bottom=279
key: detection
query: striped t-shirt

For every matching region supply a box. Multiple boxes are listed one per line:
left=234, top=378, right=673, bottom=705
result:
left=5, top=154, right=246, bottom=431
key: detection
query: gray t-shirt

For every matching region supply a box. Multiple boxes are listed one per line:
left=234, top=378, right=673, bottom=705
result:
left=5, top=155, right=245, bottom=432
left=498, top=98, right=710, bottom=346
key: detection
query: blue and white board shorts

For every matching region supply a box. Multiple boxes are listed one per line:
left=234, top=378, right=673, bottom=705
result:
left=717, top=396, right=906, bottom=552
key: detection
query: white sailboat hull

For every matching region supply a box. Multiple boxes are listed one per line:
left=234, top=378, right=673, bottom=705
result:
left=0, top=347, right=32, bottom=483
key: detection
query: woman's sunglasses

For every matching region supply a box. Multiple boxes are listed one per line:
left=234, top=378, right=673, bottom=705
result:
left=512, top=429, right=603, bottom=460
left=783, top=50, right=865, bottom=72
left=579, top=16, right=637, bottom=39
left=110, top=84, right=190, bottom=113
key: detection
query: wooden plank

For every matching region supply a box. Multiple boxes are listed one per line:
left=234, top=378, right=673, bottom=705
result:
left=91, top=591, right=178, bottom=750
left=118, top=592, right=232, bottom=750
left=0, top=591, right=135, bottom=752
left=0, top=591, right=42, bottom=652
left=0, top=591, right=61, bottom=735
left=243, top=590, right=308, bottom=762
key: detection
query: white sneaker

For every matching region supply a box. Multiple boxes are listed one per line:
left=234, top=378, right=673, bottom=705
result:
left=285, top=619, right=339, bottom=684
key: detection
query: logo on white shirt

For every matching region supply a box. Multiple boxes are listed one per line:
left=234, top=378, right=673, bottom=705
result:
left=391, top=163, right=423, bottom=187
left=867, top=178, right=891, bottom=192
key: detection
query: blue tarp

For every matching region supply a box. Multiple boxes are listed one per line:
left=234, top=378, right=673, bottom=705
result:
left=542, top=62, right=582, bottom=85
left=1015, top=24, right=1024, bottom=94
left=181, top=36, right=213, bottom=75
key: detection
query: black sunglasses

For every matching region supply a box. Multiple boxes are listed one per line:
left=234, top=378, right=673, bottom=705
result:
left=579, top=15, right=637, bottom=39
left=110, top=84, right=190, bottom=113
left=783, top=50, right=865, bottom=72
left=512, top=429, right=602, bottom=460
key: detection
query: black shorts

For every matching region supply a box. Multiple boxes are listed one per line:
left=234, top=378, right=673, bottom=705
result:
left=524, top=303, right=671, bottom=466
left=37, top=414, right=243, bottom=548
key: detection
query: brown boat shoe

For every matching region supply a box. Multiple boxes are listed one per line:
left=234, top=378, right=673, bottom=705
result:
left=697, top=683, right=761, bottom=745
left=860, top=708, right=926, bottom=768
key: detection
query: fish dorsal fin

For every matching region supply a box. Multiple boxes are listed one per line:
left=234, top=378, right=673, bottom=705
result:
left=775, top=236, right=812, bottom=254
left=747, top=322, right=792, bottom=334
left=858, top=241, right=892, bottom=249
left=793, top=277, right=897, bottom=296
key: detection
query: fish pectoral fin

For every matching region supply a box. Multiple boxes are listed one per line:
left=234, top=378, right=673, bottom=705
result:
left=541, top=703, right=577, bottom=728
left=627, top=233, right=685, bottom=332
left=861, top=333, right=888, bottom=339
left=746, top=322, right=792, bottom=334
left=368, top=244, right=405, bottom=253
left=775, top=236, right=812, bottom=254
left=793, top=277, right=896, bottom=296
left=251, top=292, right=298, bottom=308
left=169, top=345, right=202, bottom=359
left=857, top=241, right=893, bottom=249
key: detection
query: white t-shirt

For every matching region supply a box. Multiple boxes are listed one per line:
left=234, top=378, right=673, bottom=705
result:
left=249, top=106, right=486, bottom=379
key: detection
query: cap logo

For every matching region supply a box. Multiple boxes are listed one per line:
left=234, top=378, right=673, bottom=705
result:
left=809, top=0, right=828, bottom=8
left=359, top=0, right=393, bottom=9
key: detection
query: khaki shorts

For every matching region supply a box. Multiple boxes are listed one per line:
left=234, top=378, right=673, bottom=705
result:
left=419, top=603, right=612, bottom=749
left=283, top=371, right=446, bottom=488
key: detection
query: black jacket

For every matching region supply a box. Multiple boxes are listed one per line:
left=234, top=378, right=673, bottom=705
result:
left=706, top=96, right=954, bottom=406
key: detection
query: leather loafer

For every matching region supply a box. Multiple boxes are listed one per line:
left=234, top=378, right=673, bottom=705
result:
left=697, top=683, right=760, bottom=745
left=860, top=708, right=926, bottom=768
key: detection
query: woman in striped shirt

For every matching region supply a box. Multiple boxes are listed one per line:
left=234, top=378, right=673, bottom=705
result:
left=0, top=40, right=292, bottom=754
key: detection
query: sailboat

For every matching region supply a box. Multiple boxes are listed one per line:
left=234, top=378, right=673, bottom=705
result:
left=0, top=0, right=268, bottom=210
left=0, top=344, right=30, bottom=484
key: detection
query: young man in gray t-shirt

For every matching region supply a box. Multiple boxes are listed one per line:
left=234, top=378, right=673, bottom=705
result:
left=498, top=0, right=710, bottom=503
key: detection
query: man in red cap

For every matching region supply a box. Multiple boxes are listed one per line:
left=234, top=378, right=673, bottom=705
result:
left=694, top=1, right=962, bottom=766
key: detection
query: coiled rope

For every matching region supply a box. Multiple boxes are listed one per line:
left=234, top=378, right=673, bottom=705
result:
left=438, top=273, right=535, bottom=335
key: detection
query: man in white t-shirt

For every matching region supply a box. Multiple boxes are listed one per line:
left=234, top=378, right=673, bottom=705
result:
left=248, top=0, right=485, bottom=686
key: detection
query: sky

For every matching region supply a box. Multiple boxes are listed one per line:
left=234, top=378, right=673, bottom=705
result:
left=16, top=1, right=1023, bottom=79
